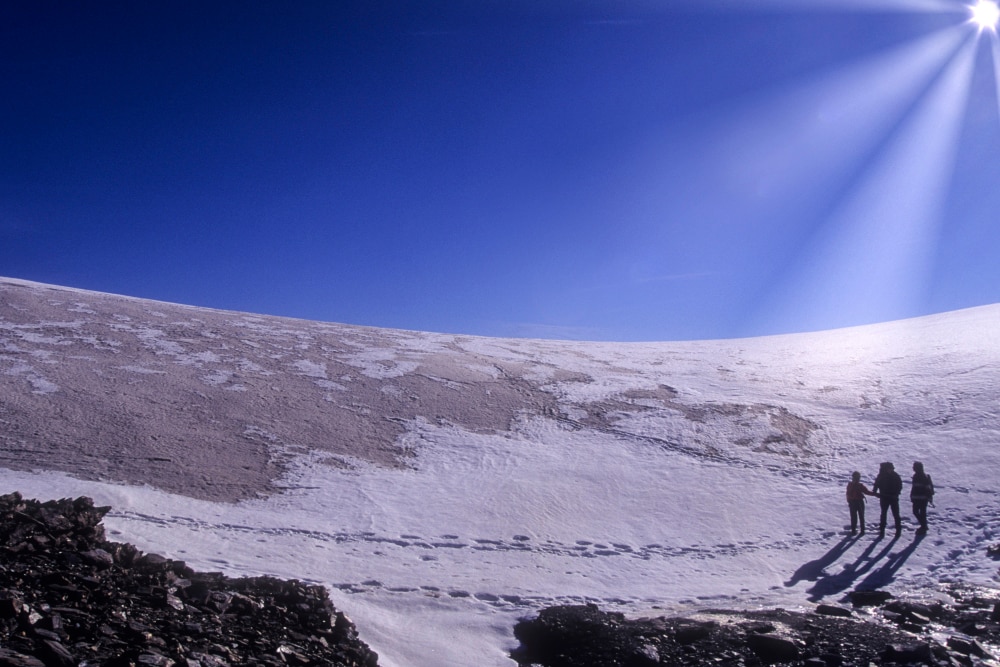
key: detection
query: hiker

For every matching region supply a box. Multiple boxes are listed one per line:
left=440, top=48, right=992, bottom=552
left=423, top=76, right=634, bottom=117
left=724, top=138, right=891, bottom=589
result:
left=846, top=471, right=877, bottom=535
left=911, top=461, right=934, bottom=533
left=871, top=461, right=903, bottom=537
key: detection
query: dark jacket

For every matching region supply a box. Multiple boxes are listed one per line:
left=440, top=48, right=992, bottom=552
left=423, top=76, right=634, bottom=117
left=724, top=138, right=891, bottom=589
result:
left=911, top=472, right=934, bottom=502
left=872, top=468, right=902, bottom=500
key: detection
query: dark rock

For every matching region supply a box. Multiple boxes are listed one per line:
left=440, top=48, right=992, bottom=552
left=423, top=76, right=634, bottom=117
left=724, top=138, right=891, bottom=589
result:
left=882, top=610, right=903, bottom=624
left=955, top=619, right=983, bottom=635
left=80, top=548, right=115, bottom=569
left=745, top=633, right=800, bottom=663
left=886, top=600, right=942, bottom=620
left=512, top=601, right=1000, bottom=667
left=743, top=621, right=777, bottom=634
left=673, top=620, right=714, bottom=645
left=629, top=642, right=659, bottom=666
left=849, top=590, right=892, bottom=607
left=31, top=628, right=61, bottom=642
left=881, top=642, right=934, bottom=664
left=947, top=635, right=987, bottom=657
left=817, top=653, right=842, bottom=667
left=511, top=604, right=633, bottom=666
left=135, top=553, right=171, bottom=572
left=0, top=594, right=22, bottom=619
left=814, top=604, right=852, bottom=617
left=0, top=648, right=46, bottom=667
left=36, top=640, right=75, bottom=667
left=136, top=652, right=175, bottom=666
left=0, top=493, right=379, bottom=667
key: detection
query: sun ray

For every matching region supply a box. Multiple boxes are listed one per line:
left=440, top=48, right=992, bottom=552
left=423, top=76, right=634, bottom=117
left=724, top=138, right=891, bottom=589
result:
left=753, top=36, right=979, bottom=334
left=992, top=30, right=1000, bottom=124
left=625, top=25, right=966, bottom=243
left=708, top=25, right=967, bottom=216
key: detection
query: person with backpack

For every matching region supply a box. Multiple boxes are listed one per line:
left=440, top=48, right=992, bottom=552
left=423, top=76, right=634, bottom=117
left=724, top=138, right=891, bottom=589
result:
left=871, top=461, right=903, bottom=537
left=911, top=461, right=934, bottom=533
left=846, top=471, right=878, bottom=535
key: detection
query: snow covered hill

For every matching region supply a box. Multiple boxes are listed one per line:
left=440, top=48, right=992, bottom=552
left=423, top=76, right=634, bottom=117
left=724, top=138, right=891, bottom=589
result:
left=1, top=276, right=998, bottom=666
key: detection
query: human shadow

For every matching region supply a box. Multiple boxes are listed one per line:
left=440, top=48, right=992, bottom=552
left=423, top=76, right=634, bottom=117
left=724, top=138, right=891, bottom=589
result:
left=855, top=532, right=926, bottom=591
left=803, top=533, right=900, bottom=602
left=785, top=535, right=858, bottom=588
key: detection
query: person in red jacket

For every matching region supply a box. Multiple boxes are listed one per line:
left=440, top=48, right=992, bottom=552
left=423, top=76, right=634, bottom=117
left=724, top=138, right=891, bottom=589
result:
left=846, top=471, right=878, bottom=535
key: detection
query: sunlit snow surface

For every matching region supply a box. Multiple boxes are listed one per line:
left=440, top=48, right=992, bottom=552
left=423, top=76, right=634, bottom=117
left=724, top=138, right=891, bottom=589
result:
left=2, top=277, right=999, bottom=666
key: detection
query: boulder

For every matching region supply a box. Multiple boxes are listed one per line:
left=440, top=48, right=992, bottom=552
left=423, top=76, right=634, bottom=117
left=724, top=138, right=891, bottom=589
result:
left=814, top=604, right=852, bottom=617
left=745, top=633, right=801, bottom=663
left=881, top=642, right=933, bottom=664
left=849, top=590, right=892, bottom=607
left=947, top=635, right=987, bottom=657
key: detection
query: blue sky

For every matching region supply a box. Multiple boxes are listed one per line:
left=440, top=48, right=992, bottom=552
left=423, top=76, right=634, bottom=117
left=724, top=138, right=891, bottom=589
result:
left=2, top=0, right=999, bottom=341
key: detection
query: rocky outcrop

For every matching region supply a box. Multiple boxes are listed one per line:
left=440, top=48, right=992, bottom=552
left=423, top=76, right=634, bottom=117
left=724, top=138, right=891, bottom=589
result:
left=0, top=493, right=378, bottom=667
left=511, top=598, right=1000, bottom=667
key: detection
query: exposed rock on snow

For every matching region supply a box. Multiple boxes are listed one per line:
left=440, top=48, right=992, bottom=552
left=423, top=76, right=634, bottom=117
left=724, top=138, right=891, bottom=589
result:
left=0, top=493, right=378, bottom=667
left=0, top=279, right=558, bottom=502
left=511, top=600, right=1000, bottom=666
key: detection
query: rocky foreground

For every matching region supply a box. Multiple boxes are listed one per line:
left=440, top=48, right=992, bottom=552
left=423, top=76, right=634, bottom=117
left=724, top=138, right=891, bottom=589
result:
left=1, top=493, right=999, bottom=667
left=511, top=591, right=1000, bottom=666
left=0, top=493, right=378, bottom=667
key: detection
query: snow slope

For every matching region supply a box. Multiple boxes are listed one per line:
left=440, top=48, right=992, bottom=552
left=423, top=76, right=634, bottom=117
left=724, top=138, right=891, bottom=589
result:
left=1, top=276, right=999, bottom=666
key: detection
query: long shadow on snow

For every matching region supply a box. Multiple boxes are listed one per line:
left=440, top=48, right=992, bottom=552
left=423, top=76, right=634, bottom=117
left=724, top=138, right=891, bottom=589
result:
left=855, top=532, right=926, bottom=591
left=802, top=532, right=925, bottom=602
left=785, top=536, right=857, bottom=588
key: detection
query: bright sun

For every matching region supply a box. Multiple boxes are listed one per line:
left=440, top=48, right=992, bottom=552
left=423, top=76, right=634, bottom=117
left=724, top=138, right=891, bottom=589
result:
left=970, top=0, right=1000, bottom=30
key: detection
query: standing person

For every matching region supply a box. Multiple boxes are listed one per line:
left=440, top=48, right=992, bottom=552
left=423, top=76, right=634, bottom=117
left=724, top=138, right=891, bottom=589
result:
left=846, top=471, right=877, bottom=535
left=911, top=461, right=934, bottom=533
left=872, top=461, right=903, bottom=537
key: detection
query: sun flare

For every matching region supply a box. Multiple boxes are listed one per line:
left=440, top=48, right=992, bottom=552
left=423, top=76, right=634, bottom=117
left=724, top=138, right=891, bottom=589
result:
left=971, top=0, right=1000, bottom=30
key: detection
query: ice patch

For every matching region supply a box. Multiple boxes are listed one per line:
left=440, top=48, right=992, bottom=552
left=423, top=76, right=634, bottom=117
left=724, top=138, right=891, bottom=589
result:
left=292, top=359, right=327, bottom=378
left=5, top=363, right=60, bottom=394
left=29, top=376, right=59, bottom=394
left=69, top=302, right=97, bottom=314
left=344, top=350, right=421, bottom=379
left=202, top=370, right=232, bottom=386
left=29, top=349, right=57, bottom=363
left=120, top=365, right=166, bottom=375
left=136, top=328, right=187, bottom=356
left=16, top=330, right=67, bottom=345
left=189, top=350, right=221, bottom=364
left=315, top=379, right=347, bottom=391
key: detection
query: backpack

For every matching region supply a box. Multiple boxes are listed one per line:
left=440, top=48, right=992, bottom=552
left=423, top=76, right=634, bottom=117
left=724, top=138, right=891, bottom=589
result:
left=876, top=471, right=903, bottom=498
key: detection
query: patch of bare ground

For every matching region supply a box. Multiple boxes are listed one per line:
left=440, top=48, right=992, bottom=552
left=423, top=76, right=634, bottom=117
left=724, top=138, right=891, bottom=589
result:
left=571, top=384, right=821, bottom=459
left=0, top=280, right=557, bottom=502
